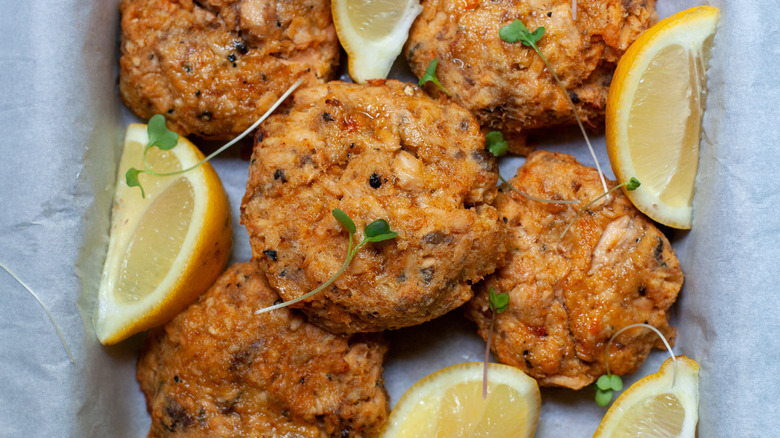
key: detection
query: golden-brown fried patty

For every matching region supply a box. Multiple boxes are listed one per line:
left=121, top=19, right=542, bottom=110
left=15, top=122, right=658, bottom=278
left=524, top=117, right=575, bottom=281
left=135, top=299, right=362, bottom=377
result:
left=241, top=79, right=506, bottom=334
left=405, top=0, right=657, bottom=154
left=465, top=151, right=683, bottom=389
left=137, top=262, right=389, bottom=437
left=119, top=0, right=339, bottom=139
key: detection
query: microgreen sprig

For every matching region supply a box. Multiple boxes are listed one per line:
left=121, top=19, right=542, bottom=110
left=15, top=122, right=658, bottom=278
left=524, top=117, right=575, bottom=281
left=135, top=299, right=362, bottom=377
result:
left=125, top=115, right=179, bottom=198
left=126, top=78, right=304, bottom=197
left=483, top=287, right=510, bottom=399
left=487, top=131, right=580, bottom=205
left=559, top=177, right=641, bottom=239
left=418, top=58, right=451, bottom=96
left=499, top=20, right=609, bottom=194
left=255, top=209, right=397, bottom=314
left=595, top=373, right=623, bottom=407
left=595, top=323, right=678, bottom=407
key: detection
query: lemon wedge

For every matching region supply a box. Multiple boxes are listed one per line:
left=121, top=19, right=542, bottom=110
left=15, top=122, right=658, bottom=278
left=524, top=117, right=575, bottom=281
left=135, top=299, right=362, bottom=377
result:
left=380, top=362, right=540, bottom=438
left=332, top=0, right=422, bottom=83
left=94, top=123, right=231, bottom=345
left=606, top=6, right=719, bottom=229
left=594, top=356, right=700, bottom=437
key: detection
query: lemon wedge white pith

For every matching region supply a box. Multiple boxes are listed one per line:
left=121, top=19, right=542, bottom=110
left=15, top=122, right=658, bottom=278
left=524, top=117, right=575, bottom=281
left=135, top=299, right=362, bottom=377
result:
left=606, top=6, right=719, bottom=229
left=94, top=124, right=231, bottom=345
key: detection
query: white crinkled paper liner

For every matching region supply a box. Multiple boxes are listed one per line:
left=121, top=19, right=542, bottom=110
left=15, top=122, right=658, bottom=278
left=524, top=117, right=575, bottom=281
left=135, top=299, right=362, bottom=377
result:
left=4, top=0, right=780, bottom=436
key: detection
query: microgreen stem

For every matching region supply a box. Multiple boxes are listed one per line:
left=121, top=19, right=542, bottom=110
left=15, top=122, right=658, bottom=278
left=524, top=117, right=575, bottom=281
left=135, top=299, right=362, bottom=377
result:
left=499, top=174, right=580, bottom=205
left=482, top=288, right=509, bottom=399
left=483, top=312, right=496, bottom=399
left=558, top=178, right=640, bottom=240
left=1, top=262, right=74, bottom=364
left=558, top=183, right=624, bottom=239
left=530, top=45, right=608, bottom=194
left=255, top=234, right=361, bottom=315
left=137, top=78, right=304, bottom=182
left=606, top=323, right=678, bottom=387
left=572, top=0, right=577, bottom=20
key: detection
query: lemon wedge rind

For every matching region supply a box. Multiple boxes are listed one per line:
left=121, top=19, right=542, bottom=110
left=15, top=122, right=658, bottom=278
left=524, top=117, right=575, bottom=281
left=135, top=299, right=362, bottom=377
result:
left=606, top=6, right=719, bottom=229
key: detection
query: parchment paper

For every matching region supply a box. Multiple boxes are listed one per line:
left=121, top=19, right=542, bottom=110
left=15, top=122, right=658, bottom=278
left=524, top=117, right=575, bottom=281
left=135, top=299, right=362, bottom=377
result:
left=2, top=0, right=779, bottom=436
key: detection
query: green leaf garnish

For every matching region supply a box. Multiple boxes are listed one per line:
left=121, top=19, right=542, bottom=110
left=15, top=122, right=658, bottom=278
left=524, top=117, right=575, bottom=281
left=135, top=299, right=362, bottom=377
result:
left=486, top=131, right=508, bottom=157
left=256, top=210, right=398, bottom=314
left=499, top=19, right=610, bottom=195
left=488, top=287, right=509, bottom=314
left=499, top=20, right=545, bottom=46
left=418, top=58, right=451, bottom=96
left=146, top=114, right=179, bottom=151
left=609, top=374, right=624, bottom=391
left=595, top=388, right=613, bottom=407
left=333, top=208, right=356, bottom=234
left=365, top=219, right=391, bottom=238
left=596, top=374, right=612, bottom=391
left=627, top=177, right=641, bottom=191
left=125, top=167, right=146, bottom=198
left=596, top=373, right=623, bottom=392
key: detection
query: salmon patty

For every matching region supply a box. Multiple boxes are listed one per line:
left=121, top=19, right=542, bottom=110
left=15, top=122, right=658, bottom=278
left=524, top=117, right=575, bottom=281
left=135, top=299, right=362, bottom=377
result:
left=405, top=0, right=657, bottom=154
left=137, top=262, right=389, bottom=437
left=119, top=0, right=339, bottom=139
left=242, top=80, right=506, bottom=334
left=466, top=151, right=683, bottom=389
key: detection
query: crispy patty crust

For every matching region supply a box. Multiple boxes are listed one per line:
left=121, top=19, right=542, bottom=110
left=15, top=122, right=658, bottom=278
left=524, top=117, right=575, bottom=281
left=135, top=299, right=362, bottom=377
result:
left=242, top=80, right=507, bottom=334
left=137, top=263, right=389, bottom=437
left=119, top=0, right=339, bottom=139
left=466, top=151, right=683, bottom=389
left=406, top=0, right=657, bottom=154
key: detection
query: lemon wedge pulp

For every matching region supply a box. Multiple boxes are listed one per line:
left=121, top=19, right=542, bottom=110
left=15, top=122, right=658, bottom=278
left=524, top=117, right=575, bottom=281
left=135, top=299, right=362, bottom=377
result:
left=332, top=0, right=422, bottom=83
left=94, top=123, right=231, bottom=345
left=380, top=362, right=540, bottom=438
left=606, top=6, right=719, bottom=229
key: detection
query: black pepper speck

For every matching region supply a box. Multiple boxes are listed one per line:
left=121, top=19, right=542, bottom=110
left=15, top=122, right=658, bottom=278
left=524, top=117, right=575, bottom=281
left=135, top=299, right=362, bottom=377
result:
left=233, top=40, right=248, bottom=54
left=369, top=173, right=382, bottom=188
left=263, top=249, right=278, bottom=261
